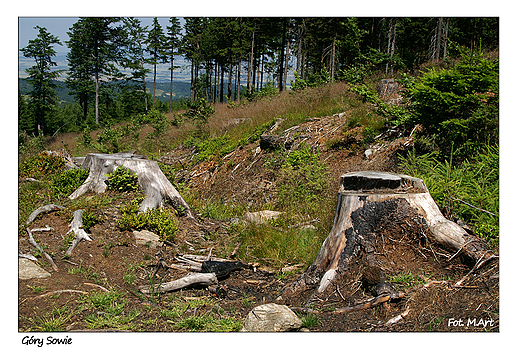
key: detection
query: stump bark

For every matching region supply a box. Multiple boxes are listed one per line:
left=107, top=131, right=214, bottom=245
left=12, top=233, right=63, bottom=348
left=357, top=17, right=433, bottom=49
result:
left=69, top=151, right=195, bottom=219
left=285, top=171, right=492, bottom=296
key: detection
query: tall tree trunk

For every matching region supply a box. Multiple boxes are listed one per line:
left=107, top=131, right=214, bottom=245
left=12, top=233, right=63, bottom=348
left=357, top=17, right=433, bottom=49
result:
left=278, top=19, right=287, bottom=92
left=247, top=30, right=255, bottom=94
left=153, top=62, right=157, bottom=109
left=169, top=56, right=174, bottom=112
left=227, top=61, right=233, bottom=101
left=283, top=28, right=291, bottom=90
left=330, top=33, right=336, bottom=82
left=95, top=72, right=99, bottom=124
left=237, top=60, right=241, bottom=102
left=385, top=19, right=396, bottom=76
left=220, top=63, right=225, bottom=103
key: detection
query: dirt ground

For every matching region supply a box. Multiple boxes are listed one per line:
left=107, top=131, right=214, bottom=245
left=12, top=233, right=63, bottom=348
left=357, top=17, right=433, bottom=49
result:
left=18, top=112, right=499, bottom=333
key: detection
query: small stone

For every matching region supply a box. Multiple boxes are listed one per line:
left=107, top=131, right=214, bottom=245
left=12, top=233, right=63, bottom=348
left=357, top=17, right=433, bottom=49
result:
left=133, top=230, right=162, bottom=248
left=241, top=303, right=303, bottom=332
left=244, top=210, right=282, bottom=225
left=19, top=258, right=51, bottom=280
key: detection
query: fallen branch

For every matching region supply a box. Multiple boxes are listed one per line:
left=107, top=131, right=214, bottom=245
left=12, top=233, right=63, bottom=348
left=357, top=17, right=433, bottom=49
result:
left=26, top=204, right=65, bottom=225
left=332, top=291, right=405, bottom=314
left=30, top=225, right=54, bottom=232
left=65, top=209, right=92, bottom=256
left=451, top=197, right=498, bottom=217
left=30, top=290, right=87, bottom=299
left=138, top=272, right=218, bottom=294
left=26, top=228, right=58, bottom=272
left=384, top=307, right=411, bottom=326
left=82, top=282, right=109, bottom=292
left=454, top=253, right=498, bottom=287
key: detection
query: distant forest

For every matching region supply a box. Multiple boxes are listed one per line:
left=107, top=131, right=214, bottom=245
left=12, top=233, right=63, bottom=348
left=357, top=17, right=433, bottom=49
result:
left=19, top=17, right=498, bottom=136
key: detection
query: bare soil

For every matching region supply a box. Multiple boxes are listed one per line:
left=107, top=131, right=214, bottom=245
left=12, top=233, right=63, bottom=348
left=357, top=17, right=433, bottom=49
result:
left=18, top=112, right=499, bottom=332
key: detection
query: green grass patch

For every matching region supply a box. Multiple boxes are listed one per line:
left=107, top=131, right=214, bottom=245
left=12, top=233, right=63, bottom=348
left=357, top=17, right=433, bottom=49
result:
left=399, top=144, right=499, bottom=246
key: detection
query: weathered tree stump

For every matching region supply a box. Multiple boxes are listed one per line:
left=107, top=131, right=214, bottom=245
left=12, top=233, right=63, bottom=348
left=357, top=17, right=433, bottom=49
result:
left=285, top=171, right=492, bottom=296
left=69, top=151, right=195, bottom=219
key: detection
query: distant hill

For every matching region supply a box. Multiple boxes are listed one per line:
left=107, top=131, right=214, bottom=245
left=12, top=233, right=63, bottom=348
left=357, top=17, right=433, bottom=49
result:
left=18, top=78, right=191, bottom=104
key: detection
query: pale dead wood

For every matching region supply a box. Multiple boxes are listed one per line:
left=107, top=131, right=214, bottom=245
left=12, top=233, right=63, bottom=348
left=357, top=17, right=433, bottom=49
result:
left=385, top=307, right=411, bottom=326
left=65, top=209, right=92, bottom=256
left=454, top=253, right=498, bottom=287
left=69, top=151, right=195, bottom=219
left=30, top=290, right=87, bottom=300
left=26, top=204, right=65, bottom=225
left=26, top=228, right=58, bottom=272
left=82, top=282, right=109, bottom=292
left=332, top=291, right=405, bottom=314
left=138, top=272, right=218, bottom=294
left=30, top=226, right=54, bottom=232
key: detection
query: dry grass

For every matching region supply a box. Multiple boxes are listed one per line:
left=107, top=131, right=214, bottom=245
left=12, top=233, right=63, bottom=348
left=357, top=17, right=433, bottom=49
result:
left=44, top=82, right=355, bottom=158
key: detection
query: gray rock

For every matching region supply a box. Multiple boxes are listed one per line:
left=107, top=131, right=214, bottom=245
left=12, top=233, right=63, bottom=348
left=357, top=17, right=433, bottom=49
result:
left=19, top=258, right=51, bottom=280
left=133, top=230, right=162, bottom=248
left=244, top=210, right=282, bottom=225
left=241, top=303, right=303, bottom=332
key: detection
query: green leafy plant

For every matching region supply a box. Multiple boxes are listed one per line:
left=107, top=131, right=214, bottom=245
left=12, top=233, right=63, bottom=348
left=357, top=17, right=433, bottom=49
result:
left=19, top=153, right=65, bottom=179
left=185, top=97, right=215, bottom=125
left=405, top=50, right=498, bottom=158
left=301, top=313, right=321, bottom=328
left=50, top=167, right=89, bottom=198
left=105, top=167, right=140, bottom=193
left=117, top=201, right=179, bottom=242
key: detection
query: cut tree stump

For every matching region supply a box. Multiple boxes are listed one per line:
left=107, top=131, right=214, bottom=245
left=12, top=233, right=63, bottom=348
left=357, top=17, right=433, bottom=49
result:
left=69, top=151, right=195, bottom=219
left=284, top=171, right=493, bottom=296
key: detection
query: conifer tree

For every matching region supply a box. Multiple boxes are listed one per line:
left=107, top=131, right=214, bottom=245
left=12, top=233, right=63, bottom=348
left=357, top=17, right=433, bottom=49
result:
left=146, top=17, right=167, bottom=110
left=165, top=17, right=182, bottom=112
left=20, top=25, right=62, bottom=135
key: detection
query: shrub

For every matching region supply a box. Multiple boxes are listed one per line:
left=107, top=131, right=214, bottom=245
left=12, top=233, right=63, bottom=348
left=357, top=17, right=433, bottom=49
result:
left=405, top=51, right=498, bottom=159
left=185, top=98, right=215, bottom=125
left=117, top=199, right=178, bottom=242
left=19, top=153, right=65, bottom=179
left=51, top=167, right=89, bottom=199
left=105, top=167, right=140, bottom=193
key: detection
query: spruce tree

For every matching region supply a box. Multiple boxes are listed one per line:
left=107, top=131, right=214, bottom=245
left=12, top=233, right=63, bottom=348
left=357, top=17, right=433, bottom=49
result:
left=20, top=25, right=62, bottom=135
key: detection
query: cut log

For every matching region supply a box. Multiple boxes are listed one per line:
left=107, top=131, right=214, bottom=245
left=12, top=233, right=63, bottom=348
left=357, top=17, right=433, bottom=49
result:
left=138, top=272, right=218, bottom=294
left=284, top=171, right=493, bottom=296
left=65, top=209, right=92, bottom=256
left=69, top=151, right=195, bottom=219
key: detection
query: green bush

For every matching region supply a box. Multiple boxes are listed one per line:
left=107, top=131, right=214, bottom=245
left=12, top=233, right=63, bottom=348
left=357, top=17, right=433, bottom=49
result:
left=19, top=153, right=65, bottom=179
left=105, top=167, right=140, bottom=193
left=51, top=167, right=89, bottom=199
left=117, top=199, right=179, bottom=242
left=185, top=98, right=215, bottom=125
left=405, top=51, right=498, bottom=159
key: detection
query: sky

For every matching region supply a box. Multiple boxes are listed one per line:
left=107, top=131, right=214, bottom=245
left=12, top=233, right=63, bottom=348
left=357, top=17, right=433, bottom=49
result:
left=18, top=17, right=190, bottom=82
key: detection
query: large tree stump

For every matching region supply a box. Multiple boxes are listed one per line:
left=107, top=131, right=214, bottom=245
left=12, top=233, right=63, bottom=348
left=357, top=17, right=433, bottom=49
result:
left=285, top=171, right=492, bottom=296
left=69, top=151, right=195, bottom=219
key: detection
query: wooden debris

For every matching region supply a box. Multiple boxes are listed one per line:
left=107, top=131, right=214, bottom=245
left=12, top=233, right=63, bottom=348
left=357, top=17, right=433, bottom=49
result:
left=26, top=204, right=65, bottom=225
left=138, top=272, right=218, bottom=294
left=332, top=291, right=405, bottom=314
left=26, top=228, right=58, bottom=272
left=65, top=209, right=92, bottom=256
